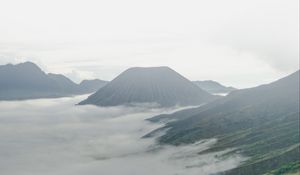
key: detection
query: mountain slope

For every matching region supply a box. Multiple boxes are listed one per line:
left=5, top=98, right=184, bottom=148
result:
left=193, top=80, right=236, bottom=94
left=48, top=73, right=79, bottom=94
left=78, top=79, right=107, bottom=93
left=79, top=67, right=217, bottom=107
left=0, top=62, right=106, bottom=100
left=0, top=62, right=62, bottom=100
left=148, top=70, right=300, bottom=175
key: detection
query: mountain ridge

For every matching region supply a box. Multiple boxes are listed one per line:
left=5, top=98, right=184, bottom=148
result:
left=0, top=62, right=107, bottom=100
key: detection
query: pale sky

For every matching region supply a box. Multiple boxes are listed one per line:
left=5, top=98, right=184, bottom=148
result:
left=0, top=0, right=299, bottom=88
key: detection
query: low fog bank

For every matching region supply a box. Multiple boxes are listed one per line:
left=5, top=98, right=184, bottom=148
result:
left=0, top=96, right=246, bottom=175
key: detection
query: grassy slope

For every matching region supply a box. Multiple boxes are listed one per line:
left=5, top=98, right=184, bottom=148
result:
left=264, top=161, right=300, bottom=175
left=159, top=111, right=299, bottom=175
left=154, top=71, right=300, bottom=175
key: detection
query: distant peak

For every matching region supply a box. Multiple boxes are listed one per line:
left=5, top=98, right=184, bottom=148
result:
left=18, top=61, right=38, bottom=67
left=3, top=61, right=36, bottom=67
left=1, top=61, right=43, bottom=72
left=15, top=61, right=39, bottom=67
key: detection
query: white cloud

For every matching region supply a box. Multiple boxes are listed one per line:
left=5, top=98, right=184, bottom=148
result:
left=0, top=96, right=246, bottom=175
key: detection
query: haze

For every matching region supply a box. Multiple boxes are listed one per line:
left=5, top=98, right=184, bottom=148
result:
left=0, top=0, right=299, bottom=87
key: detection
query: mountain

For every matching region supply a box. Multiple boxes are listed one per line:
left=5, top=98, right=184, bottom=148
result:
left=147, top=70, right=300, bottom=175
left=0, top=62, right=107, bottom=100
left=78, top=79, right=107, bottom=93
left=48, top=73, right=79, bottom=94
left=193, top=80, right=236, bottom=94
left=79, top=67, right=217, bottom=107
left=48, top=74, right=107, bottom=94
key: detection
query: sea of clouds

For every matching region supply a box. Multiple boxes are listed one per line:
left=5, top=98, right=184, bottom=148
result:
left=0, top=95, right=246, bottom=175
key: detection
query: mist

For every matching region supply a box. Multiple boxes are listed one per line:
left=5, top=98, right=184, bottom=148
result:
left=0, top=95, right=246, bottom=175
left=0, top=0, right=298, bottom=88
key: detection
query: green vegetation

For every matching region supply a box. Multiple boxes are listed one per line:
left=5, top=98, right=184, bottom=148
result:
left=160, top=111, right=300, bottom=175
left=265, top=161, right=300, bottom=175
left=151, top=71, right=300, bottom=175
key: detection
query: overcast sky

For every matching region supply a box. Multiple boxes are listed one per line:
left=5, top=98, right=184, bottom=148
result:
left=0, top=0, right=298, bottom=88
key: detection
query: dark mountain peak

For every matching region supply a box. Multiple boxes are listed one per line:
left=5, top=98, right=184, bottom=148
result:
left=79, top=66, right=216, bottom=107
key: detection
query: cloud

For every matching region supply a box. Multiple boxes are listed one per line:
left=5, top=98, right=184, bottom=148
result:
left=0, top=95, right=246, bottom=175
left=0, top=0, right=298, bottom=88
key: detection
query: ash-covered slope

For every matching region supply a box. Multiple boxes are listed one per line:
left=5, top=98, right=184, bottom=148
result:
left=79, top=67, right=216, bottom=107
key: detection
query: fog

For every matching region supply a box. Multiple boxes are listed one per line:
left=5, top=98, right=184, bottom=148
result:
left=0, top=95, right=246, bottom=175
left=0, top=0, right=298, bottom=88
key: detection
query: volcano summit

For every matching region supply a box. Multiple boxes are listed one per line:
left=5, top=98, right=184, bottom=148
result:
left=79, top=67, right=216, bottom=107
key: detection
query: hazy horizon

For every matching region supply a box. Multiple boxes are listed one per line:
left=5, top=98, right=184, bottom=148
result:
left=0, top=0, right=299, bottom=88
left=0, top=61, right=298, bottom=89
